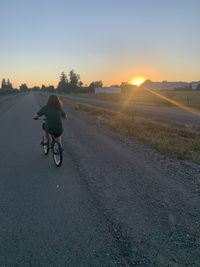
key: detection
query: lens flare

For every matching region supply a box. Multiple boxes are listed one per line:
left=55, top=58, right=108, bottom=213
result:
left=131, top=76, right=146, bottom=86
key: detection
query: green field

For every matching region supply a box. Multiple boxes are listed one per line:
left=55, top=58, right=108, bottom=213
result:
left=73, top=89, right=200, bottom=110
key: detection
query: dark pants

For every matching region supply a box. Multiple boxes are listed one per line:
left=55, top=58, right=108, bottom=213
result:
left=42, top=122, right=63, bottom=138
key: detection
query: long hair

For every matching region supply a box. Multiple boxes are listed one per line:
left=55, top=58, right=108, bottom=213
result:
left=47, top=95, right=62, bottom=110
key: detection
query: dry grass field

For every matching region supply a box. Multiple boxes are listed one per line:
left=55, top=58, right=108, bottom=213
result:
left=62, top=98, right=200, bottom=164
left=74, top=89, right=200, bottom=110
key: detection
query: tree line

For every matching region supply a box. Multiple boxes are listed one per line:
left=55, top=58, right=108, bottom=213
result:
left=2, top=71, right=199, bottom=93
left=0, top=70, right=104, bottom=94
left=57, top=70, right=103, bottom=93
left=1, top=78, right=13, bottom=90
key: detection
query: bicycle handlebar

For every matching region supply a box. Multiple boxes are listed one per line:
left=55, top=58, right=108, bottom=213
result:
left=33, top=117, right=46, bottom=121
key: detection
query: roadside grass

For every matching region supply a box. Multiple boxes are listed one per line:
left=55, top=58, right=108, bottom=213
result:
left=72, top=89, right=200, bottom=110
left=62, top=99, right=200, bottom=164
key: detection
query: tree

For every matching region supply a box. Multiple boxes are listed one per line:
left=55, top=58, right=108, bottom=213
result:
left=68, top=70, right=80, bottom=89
left=188, top=83, right=192, bottom=90
left=1, top=78, right=6, bottom=89
left=78, top=81, right=83, bottom=88
left=89, top=81, right=103, bottom=93
left=120, top=82, right=134, bottom=94
left=7, top=79, right=13, bottom=90
left=19, top=84, right=28, bottom=91
left=1, top=78, right=13, bottom=90
left=57, top=72, right=68, bottom=93
left=111, top=84, right=120, bottom=87
left=46, top=85, right=55, bottom=92
left=32, top=86, right=40, bottom=91
left=41, top=85, right=46, bottom=91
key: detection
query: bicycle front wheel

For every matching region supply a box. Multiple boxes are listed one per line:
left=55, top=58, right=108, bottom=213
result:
left=52, top=142, right=63, bottom=167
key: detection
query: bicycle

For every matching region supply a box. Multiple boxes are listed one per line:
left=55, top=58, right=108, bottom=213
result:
left=35, top=118, right=63, bottom=167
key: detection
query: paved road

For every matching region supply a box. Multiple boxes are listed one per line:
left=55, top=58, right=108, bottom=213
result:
left=0, top=93, right=24, bottom=114
left=0, top=93, right=200, bottom=266
left=59, top=94, right=200, bottom=128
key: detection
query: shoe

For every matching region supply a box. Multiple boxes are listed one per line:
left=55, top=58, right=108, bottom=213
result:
left=40, top=141, right=49, bottom=146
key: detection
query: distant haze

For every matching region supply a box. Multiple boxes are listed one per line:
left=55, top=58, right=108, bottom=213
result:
left=0, top=0, right=200, bottom=87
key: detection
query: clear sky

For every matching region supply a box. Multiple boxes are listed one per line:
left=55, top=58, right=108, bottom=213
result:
left=0, top=0, right=200, bottom=87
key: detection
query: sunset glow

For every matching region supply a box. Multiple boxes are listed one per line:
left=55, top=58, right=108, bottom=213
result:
left=130, top=76, right=146, bottom=86
left=0, top=1, right=200, bottom=87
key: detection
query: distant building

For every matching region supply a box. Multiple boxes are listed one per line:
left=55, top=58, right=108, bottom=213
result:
left=190, top=81, right=200, bottom=90
left=142, top=80, right=188, bottom=90
left=94, top=87, right=121, bottom=94
left=141, top=80, right=200, bottom=90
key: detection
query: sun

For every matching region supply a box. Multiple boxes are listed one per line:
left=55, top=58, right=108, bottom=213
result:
left=130, top=76, right=146, bottom=86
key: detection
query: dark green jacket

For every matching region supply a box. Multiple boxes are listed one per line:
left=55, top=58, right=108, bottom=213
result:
left=37, top=105, right=66, bottom=134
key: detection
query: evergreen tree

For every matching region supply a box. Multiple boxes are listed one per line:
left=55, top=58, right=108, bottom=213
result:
left=1, top=78, right=7, bottom=89
left=57, top=72, right=68, bottom=93
left=7, top=79, right=13, bottom=90
left=68, top=70, right=80, bottom=90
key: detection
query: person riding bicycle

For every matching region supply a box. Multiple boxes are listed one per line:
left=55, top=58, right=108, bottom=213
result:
left=33, top=95, right=67, bottom=146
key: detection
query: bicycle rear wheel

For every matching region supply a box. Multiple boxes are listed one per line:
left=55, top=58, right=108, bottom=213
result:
left=52, top=141, right=63, bottom=167
left=42, top=138, right=49, bottom=155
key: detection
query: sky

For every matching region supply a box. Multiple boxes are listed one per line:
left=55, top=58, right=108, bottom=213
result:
left=0, top=0, right=200, bottom=87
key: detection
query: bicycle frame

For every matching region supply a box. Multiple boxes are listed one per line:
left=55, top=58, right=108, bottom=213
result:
left=35, top=117, right=63, bottom=167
